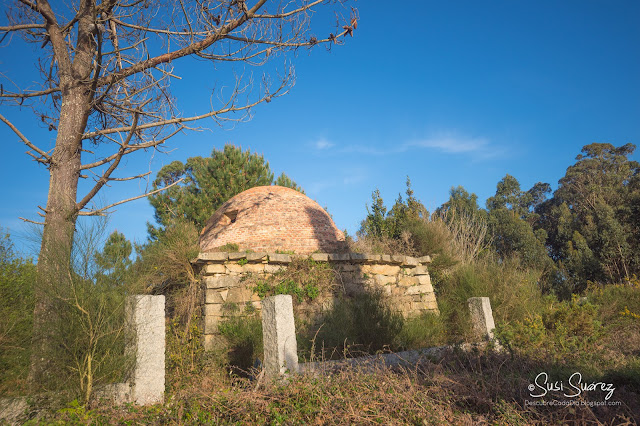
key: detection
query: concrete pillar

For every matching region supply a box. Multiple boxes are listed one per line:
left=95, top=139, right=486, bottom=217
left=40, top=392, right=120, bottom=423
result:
left=467, top=297, right=496, bottom=341
left=261, top=295, right=298, bottom=378
left=128, top=295, right=165, bottom=405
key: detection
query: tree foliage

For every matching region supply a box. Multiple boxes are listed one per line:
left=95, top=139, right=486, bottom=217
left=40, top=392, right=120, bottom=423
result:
left=537, top=143, right=640, bottom=290
left=148, top=144, right=302, bottom=235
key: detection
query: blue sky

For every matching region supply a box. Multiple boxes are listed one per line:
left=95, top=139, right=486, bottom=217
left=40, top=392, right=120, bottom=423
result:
left=1, top=1, right=639, bottom=256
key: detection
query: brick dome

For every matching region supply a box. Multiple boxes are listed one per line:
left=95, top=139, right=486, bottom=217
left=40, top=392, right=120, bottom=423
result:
left=199, top=186, right=347, bottom=254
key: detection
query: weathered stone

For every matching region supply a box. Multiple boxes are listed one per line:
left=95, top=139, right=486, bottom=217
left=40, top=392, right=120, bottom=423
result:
left=204, top=275, right=241, bottom=289
left=243, top=263, right=265, bottom=273
left=246, top=252, right=268, bottom=262
left=467, top=297, right=496, bottom=341
left=391, top=255, right=405, bottom=264
left=228, top=252, right=247, bottom=260
left=204, top=303, right=225, bottom=317
left=261, top=295, right=298, bottom=378
left=380, top=254, right=391, bottom=262
left=328, top=253, right=350, bottom=261
left=418, top=255, right=432, bottom=263
left=417, top=275, right=432, bottom=286
left=226, top=263, right=245, bottom=273
left=336, top=263, right=359, bottom=272
left=206, top=289, right=229, bottom=304
left=311, top=253, right=329, bottom=262
left=398, top=276, right=420, bottom=287
left=268, top=253, right=291, bottom=264
left=405, top=284, right=433, bottom=295
left=375, top=264, right=402, bottom=275
left=197, top=252, right=228, bottom=262
left=373, top=274, right=396, bottom=286
left=127, top=295, right=165, bottom=405
left=226, top=287, right=252, bottom=304
left=404, top=256, right=418, bottom=266
left=204, top=315, right=221, bottom=334
left=407, top=265, right=429, bottom=276
left=204, top=263, right=226, bottom=274
left=265, top=264, right=284, bottom=273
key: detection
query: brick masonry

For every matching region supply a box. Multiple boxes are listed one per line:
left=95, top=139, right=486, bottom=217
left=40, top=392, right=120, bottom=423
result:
left=199, top=186, right=348, bottom=254
left=194, top=252, right=439, bottom=350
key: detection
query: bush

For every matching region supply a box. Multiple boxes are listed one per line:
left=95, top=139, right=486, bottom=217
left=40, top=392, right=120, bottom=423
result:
left=308, top=288, right=404, bottom=359
left=217, top=303, right=263, bottom=375
left=0, top=229, right=37, bottom=396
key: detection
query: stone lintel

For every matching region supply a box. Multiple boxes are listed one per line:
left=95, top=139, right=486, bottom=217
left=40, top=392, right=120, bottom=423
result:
left=195, top=252, right=229, bottom=262
left=311, top=253, right=329, bottom=262
left=204, top=275, right=241, bottom=289
left=328, top=253, right=350, bottom=261
left=268, top=253, right=291, bottom=264
left=246, top=252, right=268, bottom=262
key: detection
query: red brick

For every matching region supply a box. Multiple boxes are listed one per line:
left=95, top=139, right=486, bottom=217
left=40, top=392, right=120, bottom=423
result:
left=199, top=186, right=347, bottom=254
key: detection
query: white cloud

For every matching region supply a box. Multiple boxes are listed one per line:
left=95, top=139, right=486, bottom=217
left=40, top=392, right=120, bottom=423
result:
left=313, top=138, right=335, bottom=150
left=405, top=133, right=489, bottom=154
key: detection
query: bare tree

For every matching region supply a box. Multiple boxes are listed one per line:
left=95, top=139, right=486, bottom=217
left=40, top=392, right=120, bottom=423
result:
left=0, top=0, right=357, bottom=386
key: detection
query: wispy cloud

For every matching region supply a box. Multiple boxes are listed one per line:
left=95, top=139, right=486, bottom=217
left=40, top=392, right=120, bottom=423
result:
left=312, top=138, right=335, bottom=150
left=404, top=133, right=489, bottom=154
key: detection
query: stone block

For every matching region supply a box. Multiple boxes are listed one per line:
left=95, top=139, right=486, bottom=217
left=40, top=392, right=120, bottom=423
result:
left=204, top=263, right=226, bottom=274
left=336, top=263, right=359, bottom=272
left=206, top=289, right=229, bottom=304
left=246, top=252, right=268, bottom=262
left=328, top=253, right=350, bottom=261
left=398, top=276, right=419, bottom=287
left=404, top=256, right=418, bottom=266
left=268, top=253, right=291, bottom=264
left=407, top=265, right=429, bottom=276
left=373, top=274, right=396, bottom=286
left=226, top=263, right=245, bottom=273
left=380, top=254, right=391, bottom=262
left=229, top=252, right=247, bottom=260
left=197, top=252, right=228, bottom=262
left=405, top=284, right=433, bottom=295
left=418, top=255, right=432, bottom=263
left=204, top=315, right=220, bottom=334
left=204, top=303, right=225, bottom=317
left=417, top=275, right=432, bottom=286
left=204, top=275, right=241, bottom=289
left=373, top=264, right=401, bottom=275
left=311, top=253, right=329, bottom=262
left=265, top=264, right=284, bottom=274
left=243, top=263, right=265, bottom=273
left=467, top=297, right=496, bottom=341
left=261, top=295, right=298, bottom=378
left=391, top=255, right=405, bottom=264
left=226, top=287, right=252, bottom=304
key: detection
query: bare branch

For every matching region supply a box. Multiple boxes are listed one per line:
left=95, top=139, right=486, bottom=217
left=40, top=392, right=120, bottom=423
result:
left=19, top=217, right=45, bottom=225
left=78, top=177, right=184, bottom=216
left=76, top=113, right=140, bottom=211
left=0, top=23, right=46, bottom=31
left=0, top=112, right=51, bottom=163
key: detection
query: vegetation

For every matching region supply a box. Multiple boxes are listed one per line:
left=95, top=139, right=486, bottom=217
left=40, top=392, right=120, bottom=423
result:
left=149, top=144, right=302, bottom=237
left=1, top=142, right=639, bottom=424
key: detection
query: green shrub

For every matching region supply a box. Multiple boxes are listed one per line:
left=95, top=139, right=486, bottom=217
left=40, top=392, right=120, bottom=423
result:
left=217, top=304, right=263, bottom=375
left=0, top=230, right=37, bottom=396
left=309, top=289, right=404, bottom=359
left=396, top=312, right=446, bottom=350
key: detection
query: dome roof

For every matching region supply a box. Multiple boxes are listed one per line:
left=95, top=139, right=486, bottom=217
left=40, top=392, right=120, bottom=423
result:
left=199, top=186, right=347, bottom=254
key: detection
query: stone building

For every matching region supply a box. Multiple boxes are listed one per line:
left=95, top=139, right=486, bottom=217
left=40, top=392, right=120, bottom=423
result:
left=199, top=185, right=347, bottom=254
left=195, top=186, right=439, bottom=349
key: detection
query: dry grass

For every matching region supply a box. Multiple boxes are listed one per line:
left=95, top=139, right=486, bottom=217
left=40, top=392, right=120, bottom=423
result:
left=51, top=349, right=639, bottom=425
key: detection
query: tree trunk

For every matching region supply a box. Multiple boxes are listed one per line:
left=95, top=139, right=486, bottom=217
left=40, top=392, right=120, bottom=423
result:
left=29, top=86, right=91, bottom=388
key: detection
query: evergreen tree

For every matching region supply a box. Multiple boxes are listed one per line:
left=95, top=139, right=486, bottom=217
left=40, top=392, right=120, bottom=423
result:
left=537, top=143, right=640, bottom=289
left=148, top=144, right=302, bottom=236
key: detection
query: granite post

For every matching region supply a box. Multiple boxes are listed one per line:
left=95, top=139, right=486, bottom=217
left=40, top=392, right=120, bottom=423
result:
left=261, top=295, right=298, bottom=378
left=467, top=297, right=496, bottom=341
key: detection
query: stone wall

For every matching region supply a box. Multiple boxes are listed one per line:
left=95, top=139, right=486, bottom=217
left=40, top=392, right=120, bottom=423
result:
left=194, top=252, right=438, bottom=350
